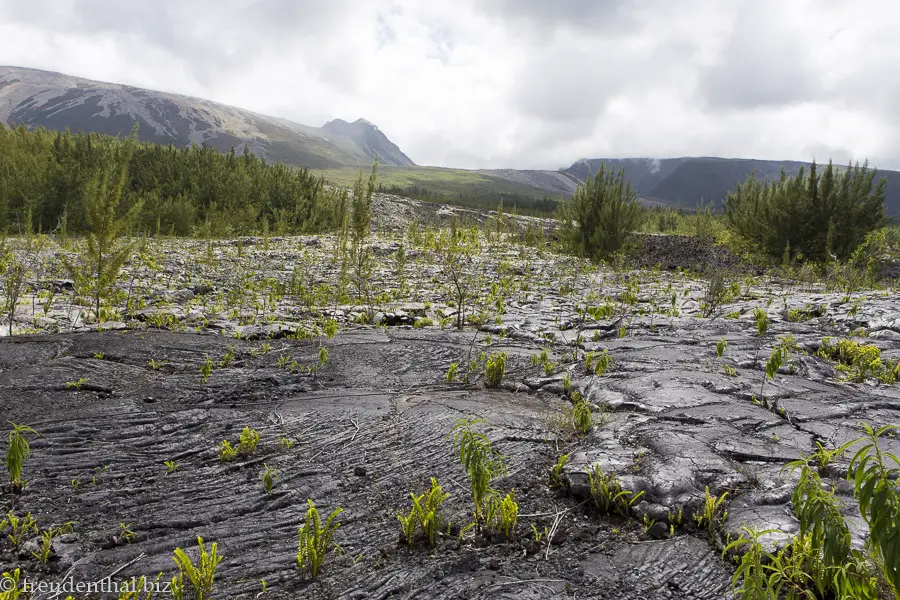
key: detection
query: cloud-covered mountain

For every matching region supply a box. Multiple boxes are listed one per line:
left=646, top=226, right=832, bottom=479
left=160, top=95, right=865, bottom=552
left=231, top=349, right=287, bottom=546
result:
left=0, top=66, right=414, bottom=168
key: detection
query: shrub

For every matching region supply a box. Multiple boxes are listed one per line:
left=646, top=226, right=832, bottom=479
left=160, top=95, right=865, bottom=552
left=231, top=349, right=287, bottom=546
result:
left=723, top=160, right=888, bottom=262
left=557, top=164, right=642, bottom=260
left=297, top=499, right=343, bottom=579
left=171, top=536, right=222, bottom=600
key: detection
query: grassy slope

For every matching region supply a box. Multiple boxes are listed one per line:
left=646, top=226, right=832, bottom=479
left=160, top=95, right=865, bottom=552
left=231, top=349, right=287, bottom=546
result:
left=313, top=165, right=562, bottom=199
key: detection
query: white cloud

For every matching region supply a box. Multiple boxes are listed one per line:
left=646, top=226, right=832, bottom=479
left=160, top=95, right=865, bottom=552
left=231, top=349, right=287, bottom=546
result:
left=1, top=0, right=899, bottom=170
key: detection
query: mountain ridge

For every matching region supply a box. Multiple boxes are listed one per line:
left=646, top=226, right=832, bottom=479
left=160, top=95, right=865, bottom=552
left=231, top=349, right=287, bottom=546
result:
left=0, top=65, right=414, bottom=168
left=2, top=65, right=898, bottom=216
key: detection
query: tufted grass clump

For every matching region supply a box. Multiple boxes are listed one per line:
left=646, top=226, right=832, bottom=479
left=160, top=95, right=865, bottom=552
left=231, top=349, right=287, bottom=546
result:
left=585, top=465, right=643, bottom=518
left=297, top=499, right=343, bottom=579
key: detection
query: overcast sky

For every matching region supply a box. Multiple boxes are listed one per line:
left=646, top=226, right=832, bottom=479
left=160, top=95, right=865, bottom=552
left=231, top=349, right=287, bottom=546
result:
left=2, top=0, right=899, bottom=170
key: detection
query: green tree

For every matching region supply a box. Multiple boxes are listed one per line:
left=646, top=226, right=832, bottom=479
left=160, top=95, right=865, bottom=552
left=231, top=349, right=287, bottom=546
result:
left=558, top=164, right=642, bottom=260
left=724, top=160, right=888, bottom=262
left=65, top=131, right=143, bottom=320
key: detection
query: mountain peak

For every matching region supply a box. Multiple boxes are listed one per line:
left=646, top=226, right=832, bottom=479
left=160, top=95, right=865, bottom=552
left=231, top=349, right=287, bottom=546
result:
left=0, top=66, right=415, bottom=168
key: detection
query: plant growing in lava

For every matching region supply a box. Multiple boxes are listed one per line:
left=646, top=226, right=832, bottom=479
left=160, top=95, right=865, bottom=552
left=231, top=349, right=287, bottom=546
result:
left=31, top=528, right=55, bottom=563
left=1, top=511, right=38, bottom=547
left=548, top=453, right=571, bottom=490
left=171, top=536, right=223, bottom=600
left=297, top=499, right=343, bottom=579
left=200, top=357, right=214, bottom=384
left=217, top=440, right=237, bottom=462
left=261, top=464, right=278, bottom=494
left=62, top=129, right=143, bottom=322
left=483, top=352, right=507, bottom=388
left=585, top=465, right=643, bottom=518
left=397, top=477, right=450, bottom=547
left=484, top=491, right=519, bottom=539
left=842, top=423, right=900, bottom=594
left=238, top=426, right=261, bottom=455
left=6, top=422, right=38, bottom=491
left=692, top=486, right=729, bottom=538
left=449, top=418, right=507, bottom=523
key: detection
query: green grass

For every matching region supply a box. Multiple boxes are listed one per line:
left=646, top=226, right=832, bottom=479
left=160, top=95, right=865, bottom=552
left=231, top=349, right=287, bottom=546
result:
left=315, top=166, right=554, bottom=198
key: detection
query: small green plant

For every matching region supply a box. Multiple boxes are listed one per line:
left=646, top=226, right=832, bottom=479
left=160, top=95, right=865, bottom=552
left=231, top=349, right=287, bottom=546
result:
left=218, top=346, right=236, bottom=368
left=278, top=436, right=294, bottom=450
left=147, top=358, right=167, bottom=370
left=261, top=464, right=278, bottom=494
left=449, top=418, right=506, bottom=522
left=548, top=453, right=571, bottom=490
left=200, top=357, right=214, bottom=383
left=93, top=352, right=106, bottom=360
left=238, top=426, right=261, bottom=455
left=118, top=522, right=136, bottom=544
left=692, top=486, right=728, bottom=537
left=531, top=524, right=550, bottom=543
left=0, top=568, right=23, bottom=600
left=32, top=528, right=55, bottom=563
left=484, top=352, right=507, bottom=388
left=817, top=337, right=896, bottom=383
left=571, top=395, right=593, bottom=436
left=297, top=499, right=343, bottom=579
left=722, top=364, right=737, bottom=377
left=484, top=490, right=519, bottom=539
left=752, top=307, right=769, bottom=337
left=1, top=511, right=38, bottom=546
left=217, top=440, right=237, bottom=462
left=445, top=362, right=459, bottom=383
left=164, top=460, right=178, bottom=474
left=585, top=465, right=644, bottom=517
left=65, top=377, right=88, bottom=389
left=397, top=477, right=450, bottom=547
left=716, top=338, right=728, bottom=358
left=171, top=536, right=222, bottom=600
left=6, top=422, right=38, bottom=491
left=585, top=349, right=613, bottom=376
left=843, top=423, right=900, bottom=593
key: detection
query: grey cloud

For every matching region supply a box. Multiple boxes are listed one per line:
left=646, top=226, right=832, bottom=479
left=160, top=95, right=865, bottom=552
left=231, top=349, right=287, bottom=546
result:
left=698, top=3, right=822, bottom=110
left=479, top=0, right=637, bottom=38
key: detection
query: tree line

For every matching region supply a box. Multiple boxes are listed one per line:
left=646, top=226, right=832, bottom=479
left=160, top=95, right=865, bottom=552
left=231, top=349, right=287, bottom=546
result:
left=0, top=123, right=346, bottom=237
